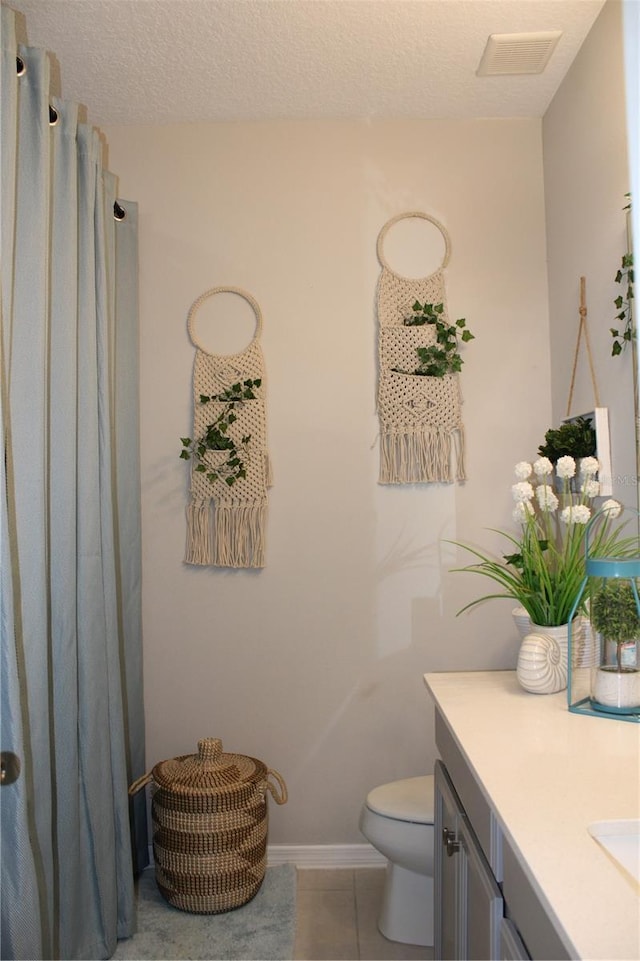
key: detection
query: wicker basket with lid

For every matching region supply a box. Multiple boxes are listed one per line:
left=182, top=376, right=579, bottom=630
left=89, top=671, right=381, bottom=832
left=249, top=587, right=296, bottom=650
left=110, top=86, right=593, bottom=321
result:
left=129, top=737, right=287, bottom=914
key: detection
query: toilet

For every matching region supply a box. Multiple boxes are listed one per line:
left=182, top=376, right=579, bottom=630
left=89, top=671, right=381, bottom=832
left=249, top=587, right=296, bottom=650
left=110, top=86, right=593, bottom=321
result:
left=359, top=774, right=435, bottom=947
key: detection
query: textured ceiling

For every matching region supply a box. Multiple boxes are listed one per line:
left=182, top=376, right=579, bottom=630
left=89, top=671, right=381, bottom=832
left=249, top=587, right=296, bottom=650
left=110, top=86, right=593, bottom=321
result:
left=6, top=0, right=605, bottom=126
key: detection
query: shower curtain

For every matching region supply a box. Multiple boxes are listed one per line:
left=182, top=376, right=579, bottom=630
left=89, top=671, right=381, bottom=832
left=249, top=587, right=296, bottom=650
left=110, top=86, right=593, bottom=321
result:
left=1, top=7, right=147, bottom=959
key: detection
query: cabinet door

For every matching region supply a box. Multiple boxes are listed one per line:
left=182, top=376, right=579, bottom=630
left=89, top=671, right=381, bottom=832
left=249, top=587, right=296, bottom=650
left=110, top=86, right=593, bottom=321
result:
left=435, top=760, right=504, bottom=961
left=458, top=814, right=503, bottom=960
left=435, top=760, right=464, bottom=959
left=500, top=918, right=531, bottom=960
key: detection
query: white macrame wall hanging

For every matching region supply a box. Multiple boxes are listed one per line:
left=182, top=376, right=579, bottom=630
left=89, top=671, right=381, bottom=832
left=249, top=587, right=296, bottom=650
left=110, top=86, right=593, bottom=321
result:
left=184, top=287, right=272, bottom=568
left=376, top=212, right=466, bottom=484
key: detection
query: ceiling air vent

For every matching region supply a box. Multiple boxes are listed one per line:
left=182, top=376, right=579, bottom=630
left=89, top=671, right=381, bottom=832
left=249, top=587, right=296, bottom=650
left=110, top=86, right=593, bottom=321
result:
left=477, top=31, right=562, bottom=76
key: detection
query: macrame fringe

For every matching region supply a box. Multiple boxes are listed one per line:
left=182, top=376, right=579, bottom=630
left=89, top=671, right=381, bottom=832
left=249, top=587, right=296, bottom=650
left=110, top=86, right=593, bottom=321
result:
left=185, top=498, right=267, bottom=568
left=380, top=428, right=466, bottom=484
left=185, top=499, right=212, bottom=565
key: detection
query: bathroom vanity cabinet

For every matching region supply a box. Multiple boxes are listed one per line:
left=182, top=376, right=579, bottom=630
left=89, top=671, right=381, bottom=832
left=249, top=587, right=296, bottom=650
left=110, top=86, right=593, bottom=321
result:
left=434, top=760, right=505, bottom=959
left=425, top=671, right=640, bottom=961
left=434, top=729, right=563, bottom=960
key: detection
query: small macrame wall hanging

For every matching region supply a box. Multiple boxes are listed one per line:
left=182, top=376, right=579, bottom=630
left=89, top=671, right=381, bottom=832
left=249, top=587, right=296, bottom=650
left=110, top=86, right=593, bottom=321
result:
left=183, top=287, right=272, bottom=568
left=376, top=211, right=466, bottom=484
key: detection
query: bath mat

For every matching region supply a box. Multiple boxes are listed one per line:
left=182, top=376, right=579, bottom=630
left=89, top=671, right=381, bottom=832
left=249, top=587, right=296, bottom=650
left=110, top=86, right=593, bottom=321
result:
left=111, top=863, right=297, bottom=960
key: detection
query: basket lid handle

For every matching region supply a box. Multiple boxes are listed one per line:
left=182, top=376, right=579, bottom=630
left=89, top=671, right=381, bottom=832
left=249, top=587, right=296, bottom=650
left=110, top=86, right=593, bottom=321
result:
left=198, top=738, right=223, bottom=766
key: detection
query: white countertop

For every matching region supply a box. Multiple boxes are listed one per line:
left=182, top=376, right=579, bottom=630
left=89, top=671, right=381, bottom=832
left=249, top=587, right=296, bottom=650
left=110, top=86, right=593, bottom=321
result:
left=424, top=670, right=640, bottom=961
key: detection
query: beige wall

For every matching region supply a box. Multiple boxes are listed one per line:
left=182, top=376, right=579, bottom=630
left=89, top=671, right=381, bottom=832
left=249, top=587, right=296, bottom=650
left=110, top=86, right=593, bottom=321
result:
left=106, top=0, right=634, bottom=845
left=544, top=0, right=635, bottom=508
left=103, top=117, right=552, bottom=844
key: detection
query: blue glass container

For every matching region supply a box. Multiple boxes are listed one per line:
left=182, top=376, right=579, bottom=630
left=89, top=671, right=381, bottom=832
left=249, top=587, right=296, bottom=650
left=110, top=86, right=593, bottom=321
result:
left=568, top=514, right=640, bottom=722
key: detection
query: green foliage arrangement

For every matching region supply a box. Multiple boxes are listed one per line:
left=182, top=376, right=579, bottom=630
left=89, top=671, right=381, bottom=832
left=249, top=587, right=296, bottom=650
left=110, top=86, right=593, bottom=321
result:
left=449, top=456, right=632, bottom=627
left=400, top=301, right=474, bottom=377
left=537, top=416, right=596, bottom=464
left=180, top=379, right=261, bottom=487
left=610, top=251, right=634, bottom=356
left=591, top=580, right=640, bottom=670
left=610, top=193, right=634, bottom=357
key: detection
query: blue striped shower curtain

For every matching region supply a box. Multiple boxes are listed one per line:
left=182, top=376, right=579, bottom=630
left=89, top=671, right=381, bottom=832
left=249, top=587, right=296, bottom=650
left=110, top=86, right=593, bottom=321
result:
left=1, top=7, right=147, bottom=959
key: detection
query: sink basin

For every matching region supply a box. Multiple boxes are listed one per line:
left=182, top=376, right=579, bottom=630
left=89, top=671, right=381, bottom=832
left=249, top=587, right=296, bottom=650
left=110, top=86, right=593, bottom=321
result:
left=588, top=820, right=640, bottom=883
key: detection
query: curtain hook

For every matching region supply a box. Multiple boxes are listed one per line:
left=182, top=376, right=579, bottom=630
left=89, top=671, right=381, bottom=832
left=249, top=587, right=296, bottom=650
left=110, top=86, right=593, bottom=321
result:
left=16, top=56, right=26, bottom=76
left=49, top=105, right=59, bottom=126
left=113, top=201, right=126, bottom=221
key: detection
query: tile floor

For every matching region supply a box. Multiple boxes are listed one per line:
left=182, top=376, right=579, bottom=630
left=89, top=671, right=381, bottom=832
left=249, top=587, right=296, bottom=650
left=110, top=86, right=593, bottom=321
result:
left=293, top=868, right=434, bottom=961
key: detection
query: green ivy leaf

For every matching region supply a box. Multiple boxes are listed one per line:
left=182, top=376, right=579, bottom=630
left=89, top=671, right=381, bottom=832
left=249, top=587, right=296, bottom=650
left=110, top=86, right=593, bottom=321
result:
left=179, top=450, right=191, bottom=460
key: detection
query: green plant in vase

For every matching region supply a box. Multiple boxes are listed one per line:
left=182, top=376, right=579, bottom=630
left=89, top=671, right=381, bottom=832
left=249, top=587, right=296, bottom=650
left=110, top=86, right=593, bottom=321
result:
left=180, top=379, right=260, bottom=487
left=591, top=580, right=640, bottom=668
left=590, top=578, right=640, bottom=711
left=449, top=456, right=631, bottom=628
left=537, top=416, right=596, bottom=464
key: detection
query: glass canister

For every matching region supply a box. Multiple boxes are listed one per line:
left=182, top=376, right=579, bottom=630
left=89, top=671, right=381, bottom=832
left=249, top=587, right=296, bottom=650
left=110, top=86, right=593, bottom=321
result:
left=588, top=560, right=640, bottom=714
left=568, top=506, right=640, bottom=722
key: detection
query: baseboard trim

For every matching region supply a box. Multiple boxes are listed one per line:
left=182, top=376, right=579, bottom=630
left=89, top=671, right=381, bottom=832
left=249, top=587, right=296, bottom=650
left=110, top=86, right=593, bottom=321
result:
left=267, top=843, right=387, bottom=869
left=148, top=841, right=386, bottom=870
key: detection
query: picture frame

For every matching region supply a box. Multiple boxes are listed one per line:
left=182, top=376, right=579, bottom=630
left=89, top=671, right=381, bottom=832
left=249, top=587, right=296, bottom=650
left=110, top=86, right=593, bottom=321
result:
left=564, top=407, right=612, bottom=496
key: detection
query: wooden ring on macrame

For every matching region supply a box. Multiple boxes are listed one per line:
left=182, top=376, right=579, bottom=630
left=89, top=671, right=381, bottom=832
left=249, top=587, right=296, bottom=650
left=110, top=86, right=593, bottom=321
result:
left=376, top=211, right=452, bottom=275
left=187, top=286, right=263, bottom=352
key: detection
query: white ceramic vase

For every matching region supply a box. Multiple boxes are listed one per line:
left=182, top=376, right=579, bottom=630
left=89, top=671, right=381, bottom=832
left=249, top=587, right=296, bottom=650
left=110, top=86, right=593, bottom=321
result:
left=516, top=623, right=573, bottom=695
left=591, top=667, right=640, bottom=710
left=512, top=606, right=532, bottom=642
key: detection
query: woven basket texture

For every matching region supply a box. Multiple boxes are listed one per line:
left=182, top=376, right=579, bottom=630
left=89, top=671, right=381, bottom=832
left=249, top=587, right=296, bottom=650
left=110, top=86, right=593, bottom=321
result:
left=141, top=737, right=286, bottom=914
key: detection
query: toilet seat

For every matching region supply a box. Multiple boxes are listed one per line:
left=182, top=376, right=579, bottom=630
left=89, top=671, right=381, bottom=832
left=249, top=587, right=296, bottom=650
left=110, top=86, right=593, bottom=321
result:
left=365, top=775, right=434, bottom=824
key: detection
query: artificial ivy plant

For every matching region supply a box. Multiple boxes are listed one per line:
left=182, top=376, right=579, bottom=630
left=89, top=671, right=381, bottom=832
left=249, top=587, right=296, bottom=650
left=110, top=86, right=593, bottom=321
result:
left=180, top=379, right=261, bottom=486
left=610, top=194, right=634, bottom=357
left=397, top=301, right=474, bottom=377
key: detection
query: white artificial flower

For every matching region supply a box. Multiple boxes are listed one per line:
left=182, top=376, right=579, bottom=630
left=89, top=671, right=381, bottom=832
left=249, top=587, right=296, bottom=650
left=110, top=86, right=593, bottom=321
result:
left=536, top=485, right=559, bottom=512
left=533, top=456, right=553, bottom=478
left=560, top=504, right=591, bottom=525
left=512, top=481, right=534, bottom=503
left=601, top=499, right=622, bottom=518
left=581, top=479, right=600, bottom=498
left=580, top=456, right=599, bottom=477
left=514, top=461, right=532, bottom=480
left=513, top=501, right=534, bottom=523
left=556, top=456, right=576, bottom=479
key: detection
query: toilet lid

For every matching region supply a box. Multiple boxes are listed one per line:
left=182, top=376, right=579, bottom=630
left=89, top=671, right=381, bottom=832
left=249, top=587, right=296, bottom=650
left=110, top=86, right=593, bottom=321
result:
left=365, top=775, right=435, bottom=823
